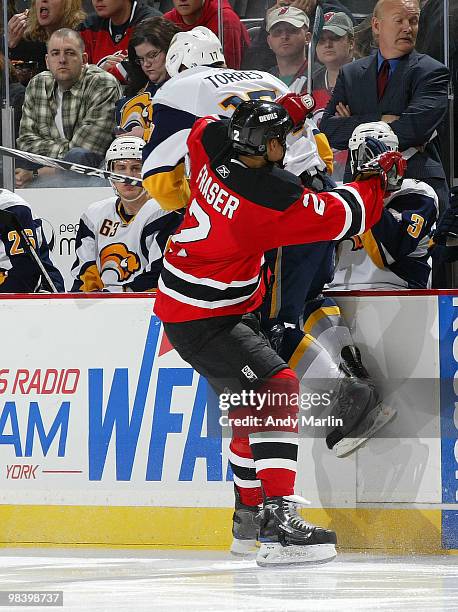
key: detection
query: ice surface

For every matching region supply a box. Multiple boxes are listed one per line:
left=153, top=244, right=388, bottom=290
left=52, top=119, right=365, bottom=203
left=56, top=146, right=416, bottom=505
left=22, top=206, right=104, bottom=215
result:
left=0, top=549, right=457, bottom=611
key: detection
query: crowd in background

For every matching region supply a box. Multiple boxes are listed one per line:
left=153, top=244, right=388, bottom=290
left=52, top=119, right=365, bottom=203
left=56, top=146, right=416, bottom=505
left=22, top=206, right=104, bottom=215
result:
left=0, top=0, right=456, bottom=291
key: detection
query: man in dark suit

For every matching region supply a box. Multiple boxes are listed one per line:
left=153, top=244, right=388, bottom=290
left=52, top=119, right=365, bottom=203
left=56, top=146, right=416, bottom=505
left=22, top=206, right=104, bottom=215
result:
left=320, top=0, right=449, bottom=213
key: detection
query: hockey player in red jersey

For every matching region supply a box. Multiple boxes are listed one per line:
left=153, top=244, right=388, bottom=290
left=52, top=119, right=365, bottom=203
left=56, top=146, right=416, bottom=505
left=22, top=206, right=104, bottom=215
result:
left=154, top=98, right=406, bottom=566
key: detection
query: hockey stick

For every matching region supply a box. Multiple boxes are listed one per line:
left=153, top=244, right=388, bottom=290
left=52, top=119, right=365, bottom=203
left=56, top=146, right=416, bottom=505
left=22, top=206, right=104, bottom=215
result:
left=0, top=209, right=58, bottom=293
left=0, top=145, right=143, bottom=187
left=307, top=1, right=325, bottom=95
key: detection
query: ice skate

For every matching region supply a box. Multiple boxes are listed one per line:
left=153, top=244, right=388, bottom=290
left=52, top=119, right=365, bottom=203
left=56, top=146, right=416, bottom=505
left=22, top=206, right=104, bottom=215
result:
left=256, top=495, right=337, bottom=567
left=230, top=488, right=262, bottom=557
left=332, top=401, right=397, bottom=457
left=326, top=345, right=394, bottom=456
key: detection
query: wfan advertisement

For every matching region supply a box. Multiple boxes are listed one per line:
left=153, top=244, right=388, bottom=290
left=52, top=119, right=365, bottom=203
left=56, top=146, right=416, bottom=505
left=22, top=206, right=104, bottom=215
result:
left=0, top=297, right=234, bottom=507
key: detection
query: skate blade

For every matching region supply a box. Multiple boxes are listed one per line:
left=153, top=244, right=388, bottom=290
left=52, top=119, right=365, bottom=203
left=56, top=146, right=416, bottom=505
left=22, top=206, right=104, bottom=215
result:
left=230, top=538, right=258, bottom=557
left=256, top=542, right=336, bottom=567
left=333, top=403, right=397, bottom=458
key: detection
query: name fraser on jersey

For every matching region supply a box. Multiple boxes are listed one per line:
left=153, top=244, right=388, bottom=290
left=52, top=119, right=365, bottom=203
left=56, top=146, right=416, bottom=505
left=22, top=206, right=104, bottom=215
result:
left=196, top=164, right=240, bottom=218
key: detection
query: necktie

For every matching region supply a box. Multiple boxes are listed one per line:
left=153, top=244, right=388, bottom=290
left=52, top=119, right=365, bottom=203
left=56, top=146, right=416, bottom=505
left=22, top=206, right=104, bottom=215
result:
left=377, top=59, right=390, bottom=100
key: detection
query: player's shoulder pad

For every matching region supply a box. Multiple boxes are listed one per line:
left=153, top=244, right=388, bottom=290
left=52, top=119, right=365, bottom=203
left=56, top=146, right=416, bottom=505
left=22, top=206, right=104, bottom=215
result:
left=385, top=178, right=439, bottom=209
left=85, top=196, right=118, bottom=218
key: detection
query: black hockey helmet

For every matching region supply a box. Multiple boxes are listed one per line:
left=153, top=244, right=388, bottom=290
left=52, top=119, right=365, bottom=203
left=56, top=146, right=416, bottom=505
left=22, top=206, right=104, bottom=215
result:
left=228, top=100, right=293, bottom=156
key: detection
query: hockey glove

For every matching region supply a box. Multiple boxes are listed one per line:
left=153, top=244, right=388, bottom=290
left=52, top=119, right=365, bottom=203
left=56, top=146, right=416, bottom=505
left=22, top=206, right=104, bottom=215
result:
left=275, top=93, right=316, bottom=130
left=354, top=150, right=406, bottom=193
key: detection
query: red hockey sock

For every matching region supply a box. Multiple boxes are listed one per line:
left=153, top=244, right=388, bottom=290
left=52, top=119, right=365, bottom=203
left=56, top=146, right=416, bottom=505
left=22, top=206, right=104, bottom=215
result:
left=249, top=368, right=299, bottom=498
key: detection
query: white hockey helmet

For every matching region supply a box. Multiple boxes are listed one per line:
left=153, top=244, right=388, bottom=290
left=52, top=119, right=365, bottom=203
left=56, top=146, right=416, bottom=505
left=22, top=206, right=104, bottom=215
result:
left=105, top=136, right=146, bottom=201
left=105, top=136, right=145, bottom=171
left=348, top=121, right=399, bottom=174
left=165, top=26, right=225, bottom=78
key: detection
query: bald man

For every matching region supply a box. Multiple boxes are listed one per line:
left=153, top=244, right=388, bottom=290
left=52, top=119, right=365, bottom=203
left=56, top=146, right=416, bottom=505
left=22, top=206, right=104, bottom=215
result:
left=320, top=0, right=449, bottom=224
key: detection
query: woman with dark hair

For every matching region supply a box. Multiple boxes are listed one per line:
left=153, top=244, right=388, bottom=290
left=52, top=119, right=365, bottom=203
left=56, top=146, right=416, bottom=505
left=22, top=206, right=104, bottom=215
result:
left=116, top=17, right=181, bottom=139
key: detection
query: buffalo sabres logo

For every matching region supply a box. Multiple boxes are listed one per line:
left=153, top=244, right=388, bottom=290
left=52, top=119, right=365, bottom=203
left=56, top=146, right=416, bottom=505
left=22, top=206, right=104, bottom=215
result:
left=216, top=165, right=230, bottom=178
left=100, top=243, right=140, bottom=282
left=119, top=91, right=154, bottom=141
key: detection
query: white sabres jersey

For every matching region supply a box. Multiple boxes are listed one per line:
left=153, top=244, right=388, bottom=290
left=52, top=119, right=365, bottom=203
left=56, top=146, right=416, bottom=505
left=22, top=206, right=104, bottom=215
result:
left=330, top=179, right=438, bottom=290
left=71, top=195, right=182, bottom=292
left=142, top=66, right=326, bottom=210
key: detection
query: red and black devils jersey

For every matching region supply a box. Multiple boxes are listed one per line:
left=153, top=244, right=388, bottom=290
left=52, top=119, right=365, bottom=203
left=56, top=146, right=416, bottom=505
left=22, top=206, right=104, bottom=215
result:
left=154, top=116, right=385, bottom=323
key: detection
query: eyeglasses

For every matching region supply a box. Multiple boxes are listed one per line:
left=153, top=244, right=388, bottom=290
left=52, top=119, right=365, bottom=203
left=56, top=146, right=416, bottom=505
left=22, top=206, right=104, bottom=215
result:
left=135, top=49, right=163, bottom=66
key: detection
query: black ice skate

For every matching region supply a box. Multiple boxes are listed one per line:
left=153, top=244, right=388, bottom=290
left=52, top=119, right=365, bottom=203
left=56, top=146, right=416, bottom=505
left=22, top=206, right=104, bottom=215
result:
left=326, top=345, right=396, bottom=457
left=230, top=487, right=262, bottom=557
left=256, top=495, right=337, bottom=566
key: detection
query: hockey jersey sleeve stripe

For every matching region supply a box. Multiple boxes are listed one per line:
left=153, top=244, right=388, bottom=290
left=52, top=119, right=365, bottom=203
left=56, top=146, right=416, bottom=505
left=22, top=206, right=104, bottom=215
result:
left=333, top=185, right=366, bottom=235
left=143, top=163, right=190, bottom=211
left=331, top=187, right=365, bottom=240
left=158, top=275, right=262, bottom=310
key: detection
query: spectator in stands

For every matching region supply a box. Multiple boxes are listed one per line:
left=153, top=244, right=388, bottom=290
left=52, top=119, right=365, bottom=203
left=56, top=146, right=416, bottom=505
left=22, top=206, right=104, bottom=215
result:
left=7, top=0, right=86, bottom=72
left=313, top=12, right=354, bottom=180
left=115, top=16, right=181, bottom=140
left=71, top=136, right=182, bottom=292
left=79, top=0, right=161, bottom=82
left=265, top=6, right=311, bottom=91
left=314, top=12, right=354, bottom=93
left=15, top=28, right=122, bottom=188
left=320, top=0, right=449, bottom=218
left=242, top=0, right=354, bottom=71
left=164, top=0, right=249, bottom=69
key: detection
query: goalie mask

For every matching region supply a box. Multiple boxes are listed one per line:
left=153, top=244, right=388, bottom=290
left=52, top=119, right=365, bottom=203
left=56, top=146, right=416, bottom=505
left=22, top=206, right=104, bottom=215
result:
left=228, top=100, right=293, bottom=157
left=165, top=26, right=225, bottom=77
left=349, top=121, right=399, bottom=175
left=105, top=136, right=146, bottom=202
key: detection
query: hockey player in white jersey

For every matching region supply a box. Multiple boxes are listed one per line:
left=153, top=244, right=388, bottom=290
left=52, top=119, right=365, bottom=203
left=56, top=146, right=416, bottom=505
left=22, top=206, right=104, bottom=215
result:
left=141, top=26, right=333, bottom=210
left=71, top=136, right=182, bottom=292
